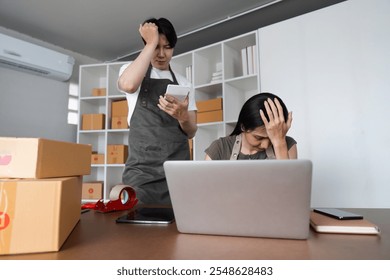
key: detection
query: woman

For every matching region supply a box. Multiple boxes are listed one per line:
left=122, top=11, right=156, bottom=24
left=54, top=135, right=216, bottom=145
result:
left=117, top=18, right=197, bottom=205
left=205, top=92, right=297, bottom=160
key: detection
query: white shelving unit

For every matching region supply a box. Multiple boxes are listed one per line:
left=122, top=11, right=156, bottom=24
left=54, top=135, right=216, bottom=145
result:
left=77, top=62, right=129, bottom=201
left=78, top=31, right=260, bottom=201
left=171, top=30, right=260, bottom=160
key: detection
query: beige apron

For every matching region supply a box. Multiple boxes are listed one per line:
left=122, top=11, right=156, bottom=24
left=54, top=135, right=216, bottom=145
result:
left=229, top=134, right=275, bottom=160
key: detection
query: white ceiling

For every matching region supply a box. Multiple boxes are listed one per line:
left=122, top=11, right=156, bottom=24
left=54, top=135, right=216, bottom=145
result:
left=0, top=0, right=344, bottom=62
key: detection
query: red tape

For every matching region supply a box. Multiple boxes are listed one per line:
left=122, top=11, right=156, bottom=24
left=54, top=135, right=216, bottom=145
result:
left=82, top=186, right=138, bottom=213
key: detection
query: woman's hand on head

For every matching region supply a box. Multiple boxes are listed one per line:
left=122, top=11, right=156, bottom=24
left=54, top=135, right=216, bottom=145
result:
left=259, top=98, right=293, bottom=146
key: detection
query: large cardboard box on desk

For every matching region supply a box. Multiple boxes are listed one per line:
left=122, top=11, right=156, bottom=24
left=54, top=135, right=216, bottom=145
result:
left=0, top=137, right=91, bottom=179
left=0, top=176, right=82, bottom=255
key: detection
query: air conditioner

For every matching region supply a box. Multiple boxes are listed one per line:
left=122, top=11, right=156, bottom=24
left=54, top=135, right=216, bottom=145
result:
left=0, top=33, right=75, bottom=82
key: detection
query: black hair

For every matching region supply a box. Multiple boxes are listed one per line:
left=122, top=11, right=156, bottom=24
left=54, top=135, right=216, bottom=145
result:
left=230, top=92, right=289, bottom=136
left=142, top=17, right=177, bottom=48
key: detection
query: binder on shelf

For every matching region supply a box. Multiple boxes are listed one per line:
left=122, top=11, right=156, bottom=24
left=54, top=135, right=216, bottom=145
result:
left=241, top=45, right=257, bottom=76
left=185, top=65, right=192, bottom=83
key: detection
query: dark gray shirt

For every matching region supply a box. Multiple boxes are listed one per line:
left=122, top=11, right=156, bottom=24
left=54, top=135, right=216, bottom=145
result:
left=205, top=135, right=297, bottom=160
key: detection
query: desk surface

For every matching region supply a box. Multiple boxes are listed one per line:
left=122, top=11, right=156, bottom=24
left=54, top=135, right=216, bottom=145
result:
left=1, top=208, right=389, bottom=260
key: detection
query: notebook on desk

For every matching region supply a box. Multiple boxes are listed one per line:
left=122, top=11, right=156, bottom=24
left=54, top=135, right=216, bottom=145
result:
left=164, top=159, right=313, bottom=239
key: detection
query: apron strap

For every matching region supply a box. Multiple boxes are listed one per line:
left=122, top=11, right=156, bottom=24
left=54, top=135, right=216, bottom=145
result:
left=265, top=146, right=276, bottom=159
left=230, top=134, right=241, bottom=160
left=140, top=65, right=178, bottom=108
left=230, top=134, right=276, bottom=160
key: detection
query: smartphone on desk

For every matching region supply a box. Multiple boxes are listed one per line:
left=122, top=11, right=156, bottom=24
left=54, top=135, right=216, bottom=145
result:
left=116, top=207, right=175, bottom=224
left=165, top=84, right=190, bottom=101
left=313, top=208, right=363, bottom=220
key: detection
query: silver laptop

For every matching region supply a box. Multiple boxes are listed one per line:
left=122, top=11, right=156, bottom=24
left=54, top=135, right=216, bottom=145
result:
left=164, top=160, right=312, bottom=239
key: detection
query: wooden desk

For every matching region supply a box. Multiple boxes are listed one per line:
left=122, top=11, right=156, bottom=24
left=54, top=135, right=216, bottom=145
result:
left=1, top=208, right=389, bottom=260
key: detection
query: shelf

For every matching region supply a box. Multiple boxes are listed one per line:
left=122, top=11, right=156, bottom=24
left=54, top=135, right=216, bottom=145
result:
left=78, top=30, right=260, bottom=201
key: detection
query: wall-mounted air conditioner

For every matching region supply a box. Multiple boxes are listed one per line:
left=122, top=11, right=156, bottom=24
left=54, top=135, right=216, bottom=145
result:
left=0, top=33, right=75, bottom=82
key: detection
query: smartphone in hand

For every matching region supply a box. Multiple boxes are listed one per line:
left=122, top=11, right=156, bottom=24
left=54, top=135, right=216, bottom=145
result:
left=165, top=84, right=190, bottom=101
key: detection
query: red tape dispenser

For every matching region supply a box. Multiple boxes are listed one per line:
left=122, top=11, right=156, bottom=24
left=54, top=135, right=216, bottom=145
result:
left=82, top=185, right=138, bottom=213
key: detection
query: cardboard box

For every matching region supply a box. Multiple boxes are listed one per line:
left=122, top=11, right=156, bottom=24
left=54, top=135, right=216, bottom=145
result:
left=91, top=153, right=104, bottom=164
left=107, top=145, right=128, bottom=164
left=111, top=99, right=128, bottom=117
left=0, top=176, right=82, bottom=255
left=0, top=137, right=91, bottom=179
left=92, top=88, right=106, bottom=96
left=196, top=98, right=223, bottom=113
left=111, top=116, right=128, bottom=129
left=82, top=114, right=105, bottom=130
left=82, top=181, right=103, bottom=200
left=197, top=110, right=223, bottom=124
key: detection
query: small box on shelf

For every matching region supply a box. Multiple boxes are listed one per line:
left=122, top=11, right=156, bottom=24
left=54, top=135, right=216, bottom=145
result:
left=91, top=153, right=105, bottom=164
left=111, top=116, right=128, bottom=129
left=111, top=99, right=128, bottom=117
left=197, top=110, right=223, bottom=124
left=81, top=114, right=105, bottom=130
left=92, top=88, right=106, bottom=96
left=82, top=181, right=103, bottom=200
left=107, top=145, right=128, bottom=164
left=196, top=98, right=223, bottom=124
left=196, top=98, right=223, bottom=113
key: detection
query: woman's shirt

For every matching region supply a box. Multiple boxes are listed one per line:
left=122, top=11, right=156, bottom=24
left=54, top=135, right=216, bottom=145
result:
left=205, top=135, right=297, bottom=160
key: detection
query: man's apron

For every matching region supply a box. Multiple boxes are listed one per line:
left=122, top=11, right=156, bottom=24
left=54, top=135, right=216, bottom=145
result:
left=122, top=65, right=190, bottom=205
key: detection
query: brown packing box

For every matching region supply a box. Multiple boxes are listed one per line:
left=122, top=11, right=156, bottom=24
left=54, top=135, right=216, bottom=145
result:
left=196, top=97, right=223, bottom=113
left=111, top=99, right=128, bottom=117
left=107, top=145, right=128, bottom=164
left=92, top=88, right=106, bottom=96
left=0, top=137, right=91, bottom=179
left=111, top=116, right=128, bottom=129
left=0, top=177, right=82, bottom=255
left=91, top=154, right=104, bottom=164
left=197, top=110, right=223, bottom=124
left=82, top=114, right=105, bottom=130
left=82, top=181, right=103, bottom=200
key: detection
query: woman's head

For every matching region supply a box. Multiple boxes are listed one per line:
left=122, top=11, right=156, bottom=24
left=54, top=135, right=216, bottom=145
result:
left=230, top=92, right=289, bottom=136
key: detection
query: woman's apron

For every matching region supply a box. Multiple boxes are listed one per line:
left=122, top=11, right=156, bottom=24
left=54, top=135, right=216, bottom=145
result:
left=230, top=134, right=276, bottom=160
left=122, top=65, right=190, bottom=205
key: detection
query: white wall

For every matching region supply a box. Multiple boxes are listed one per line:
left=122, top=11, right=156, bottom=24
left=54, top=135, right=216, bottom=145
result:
left=0, top=27, right=100, bottom=142
left=259, top=0, right=390, bottom=208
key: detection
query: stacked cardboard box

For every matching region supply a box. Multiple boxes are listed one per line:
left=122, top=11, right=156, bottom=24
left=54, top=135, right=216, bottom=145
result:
left=107, top=145, right=128, bottom=164
left=82, top=181, right=103, bottom=200
left=0, top=137, right=91, bottom=255
left=111, top=99, right=128, bottom=129
left=81, top=113, right=105, bottom=130
left=91, top=152, right=104, bottom=164
left=196, top=97, right=223, bottom=124
left=92, top=88, right=106, bottom=96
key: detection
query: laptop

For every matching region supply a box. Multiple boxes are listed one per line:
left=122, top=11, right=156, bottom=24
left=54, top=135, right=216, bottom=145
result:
left=163, top=159, right=312, bottom=239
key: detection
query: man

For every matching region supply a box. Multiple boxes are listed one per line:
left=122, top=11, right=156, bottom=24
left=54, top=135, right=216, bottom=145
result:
left=118, top=18, right=197, bottom=205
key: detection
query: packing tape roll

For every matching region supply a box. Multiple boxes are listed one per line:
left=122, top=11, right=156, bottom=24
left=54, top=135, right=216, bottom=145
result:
left=109, top=184, right=133, bottom=203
